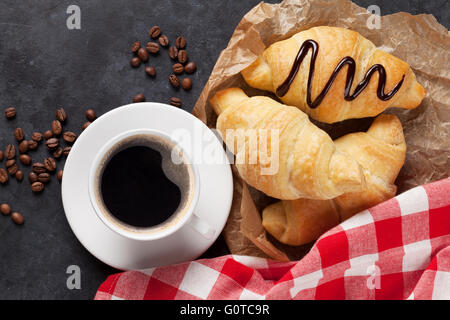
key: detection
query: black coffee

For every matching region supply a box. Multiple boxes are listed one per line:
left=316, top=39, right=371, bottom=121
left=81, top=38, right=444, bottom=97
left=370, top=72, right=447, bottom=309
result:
left=101, top=146, right=182, bottom=228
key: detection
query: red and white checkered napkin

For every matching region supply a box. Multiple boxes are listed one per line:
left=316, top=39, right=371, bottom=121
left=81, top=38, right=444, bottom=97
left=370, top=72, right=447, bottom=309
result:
left=95, top=178, right=450, bottom=300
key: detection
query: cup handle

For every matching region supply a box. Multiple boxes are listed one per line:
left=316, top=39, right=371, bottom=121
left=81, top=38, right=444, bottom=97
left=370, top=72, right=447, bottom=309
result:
left=188, top=214, right=215, bottom=240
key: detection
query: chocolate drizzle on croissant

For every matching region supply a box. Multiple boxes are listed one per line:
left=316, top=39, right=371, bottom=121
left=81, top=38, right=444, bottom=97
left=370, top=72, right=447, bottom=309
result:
left=276, top=39, right=405, bottom=108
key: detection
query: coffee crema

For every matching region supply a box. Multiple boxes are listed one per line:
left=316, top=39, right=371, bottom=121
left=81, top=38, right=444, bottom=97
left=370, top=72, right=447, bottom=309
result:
left=275, top=39, right=405, bottom=108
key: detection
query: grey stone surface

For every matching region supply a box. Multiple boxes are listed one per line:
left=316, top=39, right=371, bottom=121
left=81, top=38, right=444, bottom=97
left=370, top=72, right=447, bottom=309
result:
left=0, top=0, right=447, bottom=300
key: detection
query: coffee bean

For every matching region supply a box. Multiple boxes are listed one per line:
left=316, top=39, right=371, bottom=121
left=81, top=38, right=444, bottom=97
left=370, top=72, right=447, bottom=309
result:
left=82, top=122, right=91, bottom=131
left=85, top=109, right=97, bottom=121
left=44, top=130, right=53, bottom=140
left=146, top=42, right=160, bottom=54
left=19, top=154, right=31, bottom=166
left=168, top=46, right=178, bottom=60
left=149, top=26, right=161, bottom=39
left=15, top=170, right=23, bottom=182
left=28, top=172, right=38, bottom=183
left=5, top=159, right=15, bottom=168
left=182, top=78, right=192, bottom=90
left=178, top=50, right=188, bottom=64
left=63, top=131, right=77, bottom=144
left=130, top=56, right=141, bottom=68
left=145, top=66, right=156, bottom=77
left=18, top=140, right=28, bottom=154
left=172, top=63, right=184, bottom=74
left=170, top=97, right=182, bottom=107
left=14, top=128, right=25, bottom=141
left=5, top=145, right=15, bottom=159
left=176, top=36, right=186, bottom=49
left=158, top=35, right=169, bottom=47
left=32, top=163, right=46, bottom=174
left=0, top=151, right=3, bottom=162
left=53, top=147, right=63, bottom=159
left=0, top=168, right=8, bottom=184
left=63, top=147, right=72, bottom=156
left=7, top=163, right=18, bottom=175
left=27, top=140, right=38, bottom=151
left=5, top=107, right=16, bottom=119
left=31, top=182, right=44, bottom=193
left=57, top=170, right=63, bottom=182
left=137, top=48, right=149, bottom=62
left=169, top=74, right=180, bottom=88
left=0, top=203, right=11, bottom=215
left=46, top=138, right=59, bottom=150
left=131, top=40, right=141, bottom=53
left=184, top=61, right=197, bottom=74
left=56, top=108, right=67, bottom=122
left=38, top=173, right=51, bottom=184
left=133, top=94, right=146, bottom=103
left=51, top=120, right=62, bottom=136
left=11, top=212, right=24, bottom=225
left=44, top=157, right=56, bottom=172
left=32, top=132, right=43, bottom=142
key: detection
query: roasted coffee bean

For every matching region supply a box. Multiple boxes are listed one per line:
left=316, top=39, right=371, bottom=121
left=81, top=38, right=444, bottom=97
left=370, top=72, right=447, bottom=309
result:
left=56, top=108, right=67, bottom=122
left=44, top=130, right=53, bottom=140
left=146, top=42, right=160, bottom=54
left=63, top=131, right=77, bottom=144
left=0, top=168, right=8, bottom=184
left=44, top=157, right=56, bottom=172
left=172, top=63, right=184, bottom=74
left=5, top=107, right=16, bottom=119
left=31, top=182, right=44, bottom=193
left=178, top=50, right=188, bottom=64
left=27, top=140, right=38, bottom=151
left=53, top=147, right=63, bottom=159
left=85, top=109, right=97, bottom=121
left=51, top=120, right=62, bottom=136
left=28, top=172, right=38, bottom=183
left=175, top=36, right=186, bottom=49
left=15, top=170, right=23, bottom=182
left=38, top=173, right=51, bottom=184
left=131, top=40, right=141, bottom=53
left=184, top=61, right=197, bottom=74
left=168, top=46, right=178, bottom=60
left=169, top=74, right=180, bottom=88
left=5, top=145, right=15, bottom=160
left=0, top=150, right=3, bottom=162
left=57, top=170, right=63, bottom=182
left=182, top=78, right=192, bottom=91
left=63, top=147, right=72, bottom=156
left=137, top=48, right=149, bottom=62
left=19, top=154, right=31, bottom=166
left=158, top=35, right=169, bottom=47
left=7, top=163, right=18, bottom=175
left=5, top=159, right=15, bottom=168
left=11, top=212, right=24, bottom=225
left=32, top=163, right=46, bottom=174
left=170, top=97, right=182, bottom=107
left=133, top=94, right=146, bottom=103
left=46, top=138, right=59, bottom=150
left=130, top=56, right=141, bottom=68
left=14, top=128, right=24, bottom=141
left=149, top=26, right=161, bottom=39
left=0, top=203, right=11, bottom=215
left=145, top=66, right=156, bottom=77
left=18, top=140, right=28, bottom=154
left=32, top=132, right=43, bottom=142
left=82, top=122, right=91, bottom=131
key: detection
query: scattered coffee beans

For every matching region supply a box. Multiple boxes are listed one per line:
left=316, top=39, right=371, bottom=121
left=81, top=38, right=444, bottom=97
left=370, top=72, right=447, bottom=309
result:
left=5, top=145, right=16, bottom=159
left=149, top=26, right=161, bottom=39
left=5, top=159, right=16, bottom=168
left=184, top=61, right=197, bottom=74
left=169, top=74, right=180, bottom=88
left=44, top=158, right=56, bottom=172
left=15, top=171, right=24, bottom=182
left=11, top=212, right=24, bottom=225
left=14, top=128, right=25, bottom=141
left=146, top=42, right=160, bottom=54
left=32, top=132, right=43, bottom=142
left=5, top=107, right=16, bottom=119
left=168, top=46, right=178, bottom=60
left=32, top=163, right=46, bottom=174
left=0, top=203, right=11, bottom=215
left=133, top=94, right=146, bottom=103
left=57, top=170, right=63, bottom=182
left=172, top=63, right=184, bottom=74
left=158, top=35, right=169, bottom=47
left=85, top=109, right=97, bottom=121
left=131, top=41, right=141, bottom=53
left=53, top=147, right=63, bottom=159
left=130, top=57, right=141, bottom=68
left=176, top=36, right=186, bottom=49
left=18, top=140, right=28, bottom=154
left=46, top=138, right=59, bottom=150
left=182, top=78, right=192, bottom=91
left=56, top=108, right=67, bottom=122
left=63, top=147, right=71, bottom=157
left=27, top=140, right=38, bottom=151
left=28, top=172, right=38, bottom=183
left=178, top=50, right=188, bottom=64
left=63, top=131, right=77, bottom=144
left=170, top=97, right=182, bottom=107
left=38, top=173, right=51, bottom=184
left=19, top=154, right=31, bottom=166
left=137, top=48, right=149, bottom=62
left=0, top=150, right=3, bottom=162
left=7, top=163, right=18, bottom=175
left=0, top=168, right=8, bottom=184
left=31, top=182, right=44, bottom=193
left=82, top=122, right=91, bottom=131
left=145, top=66, right=156, bottom=77
left=51, top=120, right=62, bottom=136
left=44, top=130, right=53, bottom=140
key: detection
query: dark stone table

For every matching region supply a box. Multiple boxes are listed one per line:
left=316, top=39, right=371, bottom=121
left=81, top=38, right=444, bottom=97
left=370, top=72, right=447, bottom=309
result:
left=0, top=0, right=448, bottom=299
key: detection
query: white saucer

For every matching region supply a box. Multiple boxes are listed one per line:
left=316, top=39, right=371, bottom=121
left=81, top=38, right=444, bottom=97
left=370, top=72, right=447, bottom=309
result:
left=62, top=103, right=233, bottom=270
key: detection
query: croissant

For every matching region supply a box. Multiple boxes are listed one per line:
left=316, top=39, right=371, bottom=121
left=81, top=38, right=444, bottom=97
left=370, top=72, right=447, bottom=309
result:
left=241, top=26, right=426, bottom=123
left=210, top=87, right=365, bottom=200
left=262, top=114, right=406, bottom=245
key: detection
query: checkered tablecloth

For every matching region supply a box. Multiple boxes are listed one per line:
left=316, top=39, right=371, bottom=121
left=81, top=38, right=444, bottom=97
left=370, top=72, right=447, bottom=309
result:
left=95, top=178, right=450, bottom=300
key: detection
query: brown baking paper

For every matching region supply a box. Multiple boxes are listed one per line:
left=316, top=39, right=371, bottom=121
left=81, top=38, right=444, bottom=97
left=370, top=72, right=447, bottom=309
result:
left=193, top=0, right=450, bottom=260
